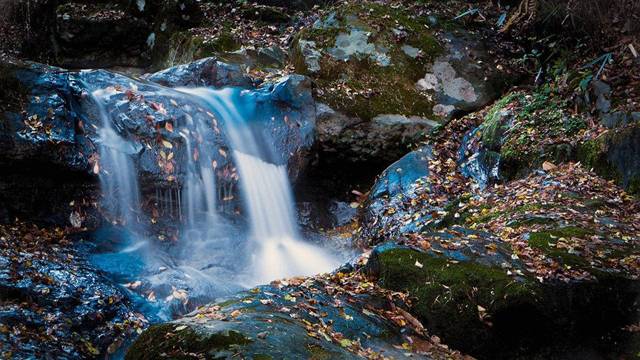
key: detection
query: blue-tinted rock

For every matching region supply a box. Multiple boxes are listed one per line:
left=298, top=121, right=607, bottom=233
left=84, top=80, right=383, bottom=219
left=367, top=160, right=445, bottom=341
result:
left=126, top=274, right=446, bottom=359
left=359, top=146, right=433, bottom=245
left=0, top=58, right=316, bottom=223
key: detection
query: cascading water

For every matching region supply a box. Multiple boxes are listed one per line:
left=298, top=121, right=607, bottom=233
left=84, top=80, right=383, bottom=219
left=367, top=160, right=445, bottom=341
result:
left=91, top=88, right=141, bottom=226
left=179, top=87, right=338, bottom=285
left=85, top=76, right=339, bottom=321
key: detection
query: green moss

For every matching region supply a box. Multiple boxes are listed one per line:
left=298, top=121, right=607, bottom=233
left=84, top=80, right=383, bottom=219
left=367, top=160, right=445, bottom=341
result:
left=469, top=203, right=546, bottom=225
left=252, top=354, right=273, bottom=360
left=481, top=92, right=521, bottom=150
left=528, top=226, right=596, bottom=268
left=292, top=1, right=444, bottom=121
left=151, top=24, right=240, bottom=70
left=126, top=324, right=251, bottom=360
left=478, top=89, right=593, bottom=179
left=376, top=248, right=538, bottom=351
left=306, top=344, right=339, bottom=360
left=429, top=195, right=472, bottom=230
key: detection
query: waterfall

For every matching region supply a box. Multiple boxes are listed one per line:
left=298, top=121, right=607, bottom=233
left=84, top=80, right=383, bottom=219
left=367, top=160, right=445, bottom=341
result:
left=87, top=80, right=337, bottom=310
left=178, top=87, right=337, bottom=284
left=91, top=88, right=141, bottom=226
left=233, top=152, right=337, bottom=284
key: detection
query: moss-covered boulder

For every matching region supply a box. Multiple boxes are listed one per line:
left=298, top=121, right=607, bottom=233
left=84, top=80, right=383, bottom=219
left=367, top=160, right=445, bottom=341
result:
left=126, top=273, right=466, bottom=359
left=458, top=90, right=590, bottom=183
left=360, top=162, right=640, bottom=358
left=292, top=1, right=510, bottom=171
left=367, top=242, right=639, bottom=359
left=456, top=88, right=640, bottom=194
left=292, top=3, right=505, bottom=121
left=578, top=123, right=640, bottom=195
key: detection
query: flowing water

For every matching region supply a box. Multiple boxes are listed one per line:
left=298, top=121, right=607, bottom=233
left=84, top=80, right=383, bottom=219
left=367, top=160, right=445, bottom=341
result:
left=92, top=88, right=142, bottom=226
left=88, top=83, right=339, bottom=319
left=180, top=87, right=338, bottom=285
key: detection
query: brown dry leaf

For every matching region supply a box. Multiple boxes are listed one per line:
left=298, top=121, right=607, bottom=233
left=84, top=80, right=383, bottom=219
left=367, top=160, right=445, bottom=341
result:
left=542, top=161, right=557, bottom=171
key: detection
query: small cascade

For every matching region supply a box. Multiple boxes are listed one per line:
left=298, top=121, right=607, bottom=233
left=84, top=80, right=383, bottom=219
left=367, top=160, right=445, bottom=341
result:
left=91, top=89, right=142, bottom=226
left=234, top=152, right=337, bottom=284
left=87, top=80, right=338, bottom=317
left=180, top=87, right=338, bottom=284
left=178, top=123, right=218, bottom=227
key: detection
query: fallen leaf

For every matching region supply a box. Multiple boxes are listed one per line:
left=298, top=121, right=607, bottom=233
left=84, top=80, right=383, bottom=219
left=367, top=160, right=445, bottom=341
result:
left=161, top=140, right=173, bottom=149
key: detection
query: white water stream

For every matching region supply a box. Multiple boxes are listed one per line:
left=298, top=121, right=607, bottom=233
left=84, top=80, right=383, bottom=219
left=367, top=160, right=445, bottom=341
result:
left=179, top=87, right=338, bottom=285
left=90, top=84, right=337, bottom=307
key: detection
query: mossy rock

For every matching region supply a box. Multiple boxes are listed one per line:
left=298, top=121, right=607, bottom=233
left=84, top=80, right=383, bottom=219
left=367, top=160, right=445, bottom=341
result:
left=126, top=278, right=425, bottom=359
left=468, top=89, right=594, bottom=182
left=151, top=31, right=222, bottom=70
left=578, top=124, right=640, bottom=195
left=368, top=247, right=538, bottom=354
left=291, top=1, right=505, bottom=122
left=126, top=324, right=251, bottom=360
left=368, top=246, right=640, bottom=358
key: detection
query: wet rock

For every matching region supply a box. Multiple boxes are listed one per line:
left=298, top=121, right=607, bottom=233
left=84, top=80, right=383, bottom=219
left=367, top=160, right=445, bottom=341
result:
left=143, top=57, right=253, bottom=88
left=0, top=58, right=316, bottom=223
left=217, top=45, right=288, bottom=71
left=0, top=223, right=147, bottom=359
left=126, top=274, right=458, bottom=359
left=359, top=146, right=433, bottom=245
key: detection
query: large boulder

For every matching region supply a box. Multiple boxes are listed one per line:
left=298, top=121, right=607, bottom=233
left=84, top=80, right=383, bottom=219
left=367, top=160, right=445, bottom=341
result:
left=126, top=270, right=466, bottom=359
left=292, top=2, right=515, bottom=168
left=359, top=162, right=640, bottom=358
left=578, top=123, right=640, bottom=195
left=0, top=58, right=316, bottom=224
